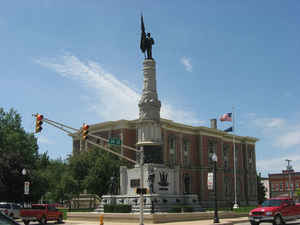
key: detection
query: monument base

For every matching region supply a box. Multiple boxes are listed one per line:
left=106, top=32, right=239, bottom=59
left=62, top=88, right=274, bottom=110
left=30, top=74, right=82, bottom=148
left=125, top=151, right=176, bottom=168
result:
left=96, top=193, right=203, bottom=213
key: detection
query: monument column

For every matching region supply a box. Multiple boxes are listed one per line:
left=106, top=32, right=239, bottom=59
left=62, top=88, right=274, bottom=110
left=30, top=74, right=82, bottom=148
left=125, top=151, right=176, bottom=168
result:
left=137, top=59, right=162, bottom=163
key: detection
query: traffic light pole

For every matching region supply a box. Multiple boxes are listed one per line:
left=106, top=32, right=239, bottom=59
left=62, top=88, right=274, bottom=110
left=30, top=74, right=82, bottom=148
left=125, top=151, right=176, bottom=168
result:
left=139, top=146, right=144, bottom=225
left=32, top=114, right=146, bottom=222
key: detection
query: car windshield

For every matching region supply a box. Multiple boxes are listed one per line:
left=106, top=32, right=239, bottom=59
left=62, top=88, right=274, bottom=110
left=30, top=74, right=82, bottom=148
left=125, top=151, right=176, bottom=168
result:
left=0, top=204, right=10, bottom=209
left=261, top=199, right=282, bottom=207
left=0, top=212, right=19, bottom=225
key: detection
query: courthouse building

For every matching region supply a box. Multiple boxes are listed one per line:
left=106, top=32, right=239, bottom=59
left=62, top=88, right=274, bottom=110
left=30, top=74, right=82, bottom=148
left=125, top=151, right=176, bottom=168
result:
left=72, top=117, right=258, bottom=206
left=71, top=18, right=258, bottom=207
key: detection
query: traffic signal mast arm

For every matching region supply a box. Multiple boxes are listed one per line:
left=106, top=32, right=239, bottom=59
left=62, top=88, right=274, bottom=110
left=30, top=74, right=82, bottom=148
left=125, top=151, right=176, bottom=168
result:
left=32, top=114, right=138, bottom=164
left=86, top=139, right=137, bottom=164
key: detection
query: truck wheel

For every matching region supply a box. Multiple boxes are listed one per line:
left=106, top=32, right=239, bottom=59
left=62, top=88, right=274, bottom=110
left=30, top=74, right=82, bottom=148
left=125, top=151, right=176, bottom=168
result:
left=250, top=221, right=259, bottom=225
left=57, top=215, right=63, bottom=224
left=40, top=216, right=47, bottom=224
left=23, top=220, right=30, bottom=225
left=273, top=215, right=283, bottom=225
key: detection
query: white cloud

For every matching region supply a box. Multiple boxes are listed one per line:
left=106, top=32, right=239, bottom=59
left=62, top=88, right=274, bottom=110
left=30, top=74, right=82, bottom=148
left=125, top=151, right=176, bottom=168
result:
left=275, top=130, right=300, bottom=149
left=257, top=154, right=300, bottom=176
left=253, top=117, right=285, bottom=129
left=250, top=115, right=300, bottom=149
left=35, top=53, right=201, bottom=125
left=180, top=56, right=192, bottom=72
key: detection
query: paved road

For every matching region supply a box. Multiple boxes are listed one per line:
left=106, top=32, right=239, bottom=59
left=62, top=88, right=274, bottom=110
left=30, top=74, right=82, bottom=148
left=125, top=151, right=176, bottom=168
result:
left=235, top=219, right=300, bottom=225
left=17, top=218, right=300, bottom=225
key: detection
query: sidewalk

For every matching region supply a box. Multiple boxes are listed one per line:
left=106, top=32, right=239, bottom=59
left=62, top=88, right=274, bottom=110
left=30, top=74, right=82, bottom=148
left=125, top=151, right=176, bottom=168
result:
left=65, top=216, right=249, bottom=225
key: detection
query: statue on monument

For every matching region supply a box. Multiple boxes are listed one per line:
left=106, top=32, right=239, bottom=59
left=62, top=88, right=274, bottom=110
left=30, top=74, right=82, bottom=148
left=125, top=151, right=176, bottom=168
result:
left=140, top=14, right=155, bottom=60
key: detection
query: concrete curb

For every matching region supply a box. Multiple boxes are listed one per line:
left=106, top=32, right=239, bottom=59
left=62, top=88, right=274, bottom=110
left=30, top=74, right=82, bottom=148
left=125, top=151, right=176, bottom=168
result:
left=66, top=212, right=249, bottom=224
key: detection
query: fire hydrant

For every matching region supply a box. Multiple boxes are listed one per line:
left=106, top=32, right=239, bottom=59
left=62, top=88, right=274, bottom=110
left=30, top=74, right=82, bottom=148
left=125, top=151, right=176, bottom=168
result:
left=100, top=215, right=104, bottom=225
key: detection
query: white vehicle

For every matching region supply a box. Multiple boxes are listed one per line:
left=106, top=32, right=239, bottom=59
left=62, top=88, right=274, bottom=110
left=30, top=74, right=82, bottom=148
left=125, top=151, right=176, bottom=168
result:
left=0, top=202, right=21, bottom=219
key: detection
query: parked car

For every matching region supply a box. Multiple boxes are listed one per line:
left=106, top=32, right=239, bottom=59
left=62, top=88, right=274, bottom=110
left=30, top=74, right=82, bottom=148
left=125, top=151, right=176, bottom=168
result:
left=0, top=211, right=20, bottom=225
left=0, top=202, right=21, bottom=219
left=249, top=197, right=300, bottom=225
left=20, top=204, right=63, bottom=225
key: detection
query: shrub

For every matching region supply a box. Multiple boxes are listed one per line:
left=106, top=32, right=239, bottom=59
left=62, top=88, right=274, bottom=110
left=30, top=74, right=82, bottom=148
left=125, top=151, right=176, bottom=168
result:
left=168, top=205, right=193, bottom=213
left=104, top=204, right=131, bottom=213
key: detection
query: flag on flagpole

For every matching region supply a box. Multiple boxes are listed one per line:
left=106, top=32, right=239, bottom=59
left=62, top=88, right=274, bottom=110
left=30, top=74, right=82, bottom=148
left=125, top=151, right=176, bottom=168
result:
left=220, top=113, right=232, bottom=122
left=224, top=127, right=233, bottom=132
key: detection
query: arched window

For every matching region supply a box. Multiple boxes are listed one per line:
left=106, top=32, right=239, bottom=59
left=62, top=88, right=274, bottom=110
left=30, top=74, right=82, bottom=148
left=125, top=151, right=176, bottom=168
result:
left=208, top=140, right=216, bottom=168
left=183, top=173, right=191, bottom=194
left=168, top=136, right=176, bottom=166
left=183, top=139, right=190, bottom=166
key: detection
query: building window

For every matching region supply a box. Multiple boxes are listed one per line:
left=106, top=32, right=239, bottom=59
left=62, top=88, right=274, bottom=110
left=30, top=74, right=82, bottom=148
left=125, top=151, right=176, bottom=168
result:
left=183, top=139, right=190, bottom=166
left=286, top=182, right=289, bottom=190
left=183, top=173, right=191, bottom=194
left=280, top=182, right=283, bottom=191
left=208, top=140, right=216, bottom=167
left=248, top=148, right=253, bottom=169
left=224, top=177, right=231, bottom=196
left=223, top=144, right=229, bottom=169
left=234, top=146, right=239, bottom=168
left=168, top=136, right=176, bottom=166
left=271, top=184, right=276, bottom=191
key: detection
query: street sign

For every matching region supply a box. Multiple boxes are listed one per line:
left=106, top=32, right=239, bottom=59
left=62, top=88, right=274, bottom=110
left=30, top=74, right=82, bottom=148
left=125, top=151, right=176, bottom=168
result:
left=24, top=181, right=30, bottom=195
left=108, top=138, right=122, bottom=145
left=207, top=172, right=214, bottom=190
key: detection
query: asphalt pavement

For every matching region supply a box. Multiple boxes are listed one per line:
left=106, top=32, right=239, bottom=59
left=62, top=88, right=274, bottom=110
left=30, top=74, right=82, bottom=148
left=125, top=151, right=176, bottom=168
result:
left=17, top=218, right=300, bottom=225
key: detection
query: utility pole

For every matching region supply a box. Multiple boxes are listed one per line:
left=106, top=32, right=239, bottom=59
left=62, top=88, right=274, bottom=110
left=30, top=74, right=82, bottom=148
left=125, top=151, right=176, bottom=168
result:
left=139, top=146, right=144, bottom=225
left=285, top=159, right=293, bottom=198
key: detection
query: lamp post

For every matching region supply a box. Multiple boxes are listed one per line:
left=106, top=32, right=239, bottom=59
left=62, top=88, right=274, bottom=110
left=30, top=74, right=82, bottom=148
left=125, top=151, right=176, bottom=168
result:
left=22, top=168, right=27, bottom=208
left=212, top=153, right=220, bottom=223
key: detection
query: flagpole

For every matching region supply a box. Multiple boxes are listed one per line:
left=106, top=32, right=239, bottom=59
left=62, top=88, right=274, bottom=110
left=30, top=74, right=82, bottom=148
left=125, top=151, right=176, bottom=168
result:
left=233, top=106, right=239, bottom=209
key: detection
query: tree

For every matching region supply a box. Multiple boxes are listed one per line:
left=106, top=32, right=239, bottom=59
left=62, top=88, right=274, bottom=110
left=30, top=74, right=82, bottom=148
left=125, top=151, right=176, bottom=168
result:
left=257, top=174, right=266, bottom=204
left=295, top=188, right=300, bottom=203
left=67, top=147, right=125, bottom=200
left=0, top=108, right=39, bottom=202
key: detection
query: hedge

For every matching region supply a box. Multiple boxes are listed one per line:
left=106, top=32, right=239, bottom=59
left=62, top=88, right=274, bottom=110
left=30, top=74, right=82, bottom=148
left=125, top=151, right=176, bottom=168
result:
left=104, top=204, right=132, bottom=213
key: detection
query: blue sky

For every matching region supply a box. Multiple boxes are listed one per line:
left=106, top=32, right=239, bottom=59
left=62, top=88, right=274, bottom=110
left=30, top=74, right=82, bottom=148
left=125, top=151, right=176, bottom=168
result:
left=1, top=1, right=300, bottom=177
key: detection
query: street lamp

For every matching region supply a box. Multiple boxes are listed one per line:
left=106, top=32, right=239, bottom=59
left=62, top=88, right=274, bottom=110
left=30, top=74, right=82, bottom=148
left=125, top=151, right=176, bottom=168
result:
left=22, top=169, right=27, bottom=208
left=212, top=153, right=220, bottom=223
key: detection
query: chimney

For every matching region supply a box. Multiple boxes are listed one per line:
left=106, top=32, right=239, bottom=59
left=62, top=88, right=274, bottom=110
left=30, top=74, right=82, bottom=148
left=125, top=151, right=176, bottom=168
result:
left=210, top=119, right=217, bottom=129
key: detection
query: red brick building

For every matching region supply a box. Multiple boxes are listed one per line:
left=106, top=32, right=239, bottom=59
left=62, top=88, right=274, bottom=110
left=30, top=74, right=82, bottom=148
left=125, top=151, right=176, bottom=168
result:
left=269, top=169, right=300, bottom=198
left=72, top=118, right=258, bottom=207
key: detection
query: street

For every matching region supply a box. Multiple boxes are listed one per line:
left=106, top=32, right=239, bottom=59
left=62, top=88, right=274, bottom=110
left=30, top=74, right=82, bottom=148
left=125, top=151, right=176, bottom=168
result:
left=16, top=219, right=300, bottom=225
left=235, top=220, right=300, bottom=225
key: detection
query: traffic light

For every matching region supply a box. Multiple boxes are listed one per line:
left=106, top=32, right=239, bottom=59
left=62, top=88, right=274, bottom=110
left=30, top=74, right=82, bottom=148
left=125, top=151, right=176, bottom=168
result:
left=35, top=114, right=43, bottom=133
left=82, top=124, right=89, bottom=140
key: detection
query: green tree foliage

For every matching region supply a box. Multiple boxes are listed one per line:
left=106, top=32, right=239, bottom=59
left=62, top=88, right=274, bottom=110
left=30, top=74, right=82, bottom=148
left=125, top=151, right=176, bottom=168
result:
left=257, top=174, right=266, bottom=204
left=295, top=188, right=300, bottom=203
left=0, top=108, right=40, bottom=202
left=68, top=147, right=123, bottom=198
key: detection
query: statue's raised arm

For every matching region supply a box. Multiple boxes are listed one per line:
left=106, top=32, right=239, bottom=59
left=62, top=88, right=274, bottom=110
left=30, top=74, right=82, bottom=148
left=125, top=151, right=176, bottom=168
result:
left=140, top=15, right=154, bottom=60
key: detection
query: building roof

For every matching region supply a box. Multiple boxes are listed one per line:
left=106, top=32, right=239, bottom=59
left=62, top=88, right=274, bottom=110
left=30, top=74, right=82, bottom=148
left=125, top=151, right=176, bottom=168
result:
left=70, top=118, right=258, bottom=144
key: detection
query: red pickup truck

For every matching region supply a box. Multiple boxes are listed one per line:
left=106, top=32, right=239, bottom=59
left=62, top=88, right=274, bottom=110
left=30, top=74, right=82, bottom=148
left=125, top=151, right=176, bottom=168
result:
left=20, top=204, right=63, bottom=225
left=249, top=197, right=300, bottom=225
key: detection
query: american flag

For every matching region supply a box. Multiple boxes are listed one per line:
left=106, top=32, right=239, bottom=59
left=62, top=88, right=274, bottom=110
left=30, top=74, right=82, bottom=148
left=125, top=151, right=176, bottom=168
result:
left=220, top=113, right=232, bottom=122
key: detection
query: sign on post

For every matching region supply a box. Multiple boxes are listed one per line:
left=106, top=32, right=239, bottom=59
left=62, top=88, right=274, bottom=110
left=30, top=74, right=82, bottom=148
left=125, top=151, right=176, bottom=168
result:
left=207, top=172, right=214, bottom=190
left=108, top=138, right=122, bottom=145
left=24, top=181, right=30, bottom=195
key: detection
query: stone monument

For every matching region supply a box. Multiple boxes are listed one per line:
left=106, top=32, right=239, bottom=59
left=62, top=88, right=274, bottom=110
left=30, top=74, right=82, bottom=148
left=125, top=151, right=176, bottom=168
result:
left=97, top=15, right=202, bottom=213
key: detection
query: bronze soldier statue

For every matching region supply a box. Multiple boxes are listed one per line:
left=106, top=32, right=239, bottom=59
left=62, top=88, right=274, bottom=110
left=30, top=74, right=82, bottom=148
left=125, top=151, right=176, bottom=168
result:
left=140, top=15, right=155, bottom=59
